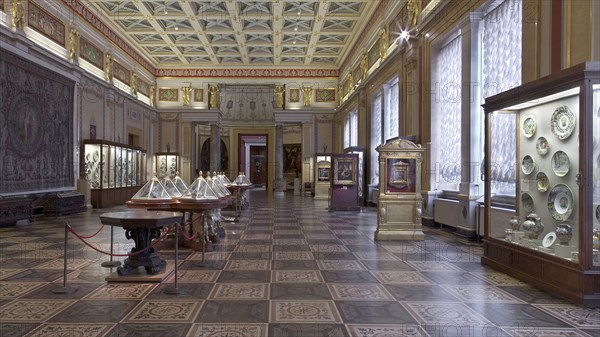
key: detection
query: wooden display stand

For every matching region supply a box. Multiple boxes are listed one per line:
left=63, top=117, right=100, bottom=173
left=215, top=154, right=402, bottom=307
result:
left=374, top=139, right=425, bottom=241
left=0, top=197, right=32, bottom=227
left=42, top=192, right=86, bottom=216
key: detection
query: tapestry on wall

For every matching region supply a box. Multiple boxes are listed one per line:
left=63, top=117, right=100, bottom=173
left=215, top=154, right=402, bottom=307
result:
left=0, top=50, right=75, bottom=195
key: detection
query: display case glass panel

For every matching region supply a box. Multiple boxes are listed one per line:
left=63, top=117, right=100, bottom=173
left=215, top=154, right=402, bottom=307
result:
left=155, top=152, right=179, bottom=179
left=593, top=84, right=600, bottom=266
left=82, top=140, right=146, bottom=190
left=385, top=158, right=416, bottom=193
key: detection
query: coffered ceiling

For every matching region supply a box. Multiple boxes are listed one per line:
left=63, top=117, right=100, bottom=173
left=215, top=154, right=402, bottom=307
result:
left=87, top=0, right=377, bottom=69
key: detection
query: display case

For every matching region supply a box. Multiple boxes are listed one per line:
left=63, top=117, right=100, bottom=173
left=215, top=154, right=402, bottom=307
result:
left=344, top=147, right=366, bottom=206
left=314, top=154, right=331, bottom=200
left=82, top=140, right=146, bottom=208
left=375, top=139, right=425, bottom=241
left=155, top=152, right=180, bottom=179
left=482, top=62, right=599, bottom=306
left=329, top=153, right=360, bottom=211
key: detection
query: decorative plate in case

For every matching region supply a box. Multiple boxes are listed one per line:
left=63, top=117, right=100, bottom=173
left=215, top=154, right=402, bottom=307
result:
left=551, top=151, right=570, bottom=177
left=521, top=192, right=534, bottom=213
left=521, top=155, right=535, bottom=175
left=548, top=183, right=574, bottom=221
left=522, top=116, right=536, bottom=138
left=536, top=172, right=549, bottom=192
left=550, top=105, right=576, bottom=140
left=536, top=137, right=549, bottom=156
left=542, top=231, right=557, bottom=248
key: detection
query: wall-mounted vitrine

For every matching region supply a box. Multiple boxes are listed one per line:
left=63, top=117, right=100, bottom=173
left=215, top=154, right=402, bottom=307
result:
left=155, top=152, right=180, bottom=179
left=314, top=154, right=331, bottom=200
left=82, top=140, right=146, bottom=208
left=482, top=62, right=599, bottom=306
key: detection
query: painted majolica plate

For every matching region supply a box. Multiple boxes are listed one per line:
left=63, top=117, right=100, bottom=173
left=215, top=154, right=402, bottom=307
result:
left=93, top=150, right=99, bottom=162
left=522, top=192, right=534, bottom=213
left=521, top=155, right=536, bottom=175
left=548, top=183, right=574, bottom=221
left=536, top=172, right=549, bottom=192
left=542, top=231, right=557, bottom=248
left=536, top=137, right=549, bottom=156
left=551, top=105, right=576, bottom=140
left=522, top=116, right=536, bottom=138
left=551, top=151, right=570, bottom=177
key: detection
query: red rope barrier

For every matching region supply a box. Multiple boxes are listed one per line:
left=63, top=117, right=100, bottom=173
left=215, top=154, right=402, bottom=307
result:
left=75, top=224, right=106, bottom=239
left=67, top=225, right=169, bottom=257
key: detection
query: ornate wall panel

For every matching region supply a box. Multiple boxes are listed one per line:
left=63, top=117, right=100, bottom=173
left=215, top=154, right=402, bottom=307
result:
left=28, top=1, right=66, bottom=47
left=0, top=50, right=74, bottom=194
left=79, top=37, right=104, bottom=70
left=113, top=61, right=130, bottom=85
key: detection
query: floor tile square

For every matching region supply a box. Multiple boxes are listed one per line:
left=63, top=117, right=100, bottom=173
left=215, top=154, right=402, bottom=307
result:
left=49, top=300, right=137, bottom=322
left=328, top=284, right=394, bottom=301
left=210, top=283, right=269, bottom=299
left=404, top=302, right=489, bottom=325
left=105, top=323, right=191, bottom=337
left=164, top=270, right=220, bottom=283
left=321, top=271, right=379, bottom=283
left=384, top=284, right=461, bottom=302
left=0, top=323, right=39, bottom=337
left=359, top=260, right=413, bottom=271
left=272, top=260, right=319, bottom=270
left=499, top=285, right=568, bottom=304
left=217, top=271, right=271, bottom=283
left=188, top=323, right=268, bottom=337
left=125, top=300, right=202, bottom=323
left=353, top=252, right=399, bottom=260
left=268, top=323, right=349, bottom=337
left=406, top=261, right=462, bottom=271
left=23, top=323, right=113, bottom=337
left=0, top=299, right=75, bottom=322
left=272, top=270, right=323, bottom=283
left=270, top=283, right=332, bottom=300
left=0, top=282, right=46, bottom=298
left=346, top=324, right=427, bottom=337
left=85, top=283, right=155, bottom=299
left=443, top=285, right=526, bottom=303
left=271, top=300, right=341, bottom=323
left=372, top=271, right=433, bottom=284
left=225, top=260, right=270, bottom=270
left=533, top=304, right=600, bottom=328
left=335, top=301, right=418, bottom=324
left=196, top=300, right=269, bottom=323
left=317, top=260, right=365, bottom=271
left=273, top=251, right=315, bottom=260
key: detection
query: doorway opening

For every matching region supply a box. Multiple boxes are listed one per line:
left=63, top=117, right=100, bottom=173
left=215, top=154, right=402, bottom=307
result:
left=239, top=134, right=268, bottom=188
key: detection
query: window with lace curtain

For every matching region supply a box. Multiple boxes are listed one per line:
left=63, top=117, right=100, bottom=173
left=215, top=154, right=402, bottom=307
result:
left=344, top=108, right=358, bottom=149
left=370, top=92, right=382, bottom=185
left=432, top=34, right=462, bottom=191
left=384, top=77, right=399, bottom=141
left=483, top=0, right=522, bottom=196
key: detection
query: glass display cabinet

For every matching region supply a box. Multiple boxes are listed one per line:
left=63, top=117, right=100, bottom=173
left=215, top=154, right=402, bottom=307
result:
left=482, top=62, right=599, bottom=306
left=82, top=140, right=146, bottom=208
left=155, top=152, right=180, bottom=179
left=314, top=154, right=331, bottom=200
left=344, top=147, right=366, bottom=206
left=329, top=153, right=361, bottom=211
left=375, top=138, right=425, bottom=241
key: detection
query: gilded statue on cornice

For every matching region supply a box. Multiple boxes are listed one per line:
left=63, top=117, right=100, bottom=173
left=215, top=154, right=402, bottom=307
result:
left=149, top=85, right=155, bottom=107
left=69, top=27, right=80, bottom=63
left=182, top=86, right=191, bottom=106
left=360, top=54, right=368, bottom=80
left=274, top=85, right=284, bottom=109
left=379, top=26, right=388, bottom=60
left=303, top=87, right=312, bottom=107
left=131, top=73, right=138, bottom=96
left=11, top=0, right=25, bottom=31
left=105, top=53, right=114, bottom=83
left=209, top=84, right=219, bottom=108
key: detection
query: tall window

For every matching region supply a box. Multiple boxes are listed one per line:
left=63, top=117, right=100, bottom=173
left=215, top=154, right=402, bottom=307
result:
left=483, top=0, right=522, bottom=195
left=384, top=77, right=399, bottom=141
left=432, top=35, right=462, bottom=189
left=370, top=92, right=382, bottom=184
left=343, top=108, right=358, bottom=149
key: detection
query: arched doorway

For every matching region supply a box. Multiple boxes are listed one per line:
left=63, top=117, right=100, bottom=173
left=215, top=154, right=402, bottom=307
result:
left=199, top=138, right=229, bottom=173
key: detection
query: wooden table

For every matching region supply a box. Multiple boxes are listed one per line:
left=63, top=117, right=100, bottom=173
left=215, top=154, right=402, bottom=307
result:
left=99, top=210, right=183, bottom=276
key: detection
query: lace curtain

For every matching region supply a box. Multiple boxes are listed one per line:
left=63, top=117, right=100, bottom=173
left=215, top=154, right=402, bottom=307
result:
left=484, top=0, right=522, bottom=195
left=384, top=79, right=399, bottom=141
left=370, top=93, right=382, bottom=184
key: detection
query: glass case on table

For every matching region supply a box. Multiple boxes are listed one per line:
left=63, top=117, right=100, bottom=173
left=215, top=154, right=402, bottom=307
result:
left=482, top=62, right=599, bottom=306
left=82, top=140, right=146, bottom=208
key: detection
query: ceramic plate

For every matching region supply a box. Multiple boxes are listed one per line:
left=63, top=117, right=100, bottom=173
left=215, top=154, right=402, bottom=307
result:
left=522, top=116, right=536, bottom=138
left=521, top=155, right=535, bottom=175
left=542, top=231, right=557, bottom=248
left=551, top=151, right=570, bottom=177
left=548, top=183, right=574, bottom=221
left=522, top=192, right=534, bottom=213
left=536, top=137, right=549, bottom=156
left=93, top=150, right=99, bottom=162
left=536, top=172, right=549, bottom=192
left=551, top=105, right=576, bottom=140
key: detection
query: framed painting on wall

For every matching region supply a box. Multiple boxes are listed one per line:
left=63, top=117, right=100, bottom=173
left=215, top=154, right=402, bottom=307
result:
left=318, top=167, right=330, bottom=181
left=194, top=88, right=204, bottom=102
left=333, top=157, right=356, bottom=185
left=28, top=1, right=66, bottom=47
left=315, top=89, right=336, bottom=103
left=289, top=88, right=300, bottom=103
left=283, top=144, right=301, bottom=176
left=159, top=88, right=178, bottom=101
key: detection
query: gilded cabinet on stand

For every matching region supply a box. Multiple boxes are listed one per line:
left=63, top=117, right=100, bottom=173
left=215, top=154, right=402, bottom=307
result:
left=482, top=62, right=599, bottom=306
left=375, top=139, right=425, bottom=241
left=82, top=140, right=146, bottom=208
